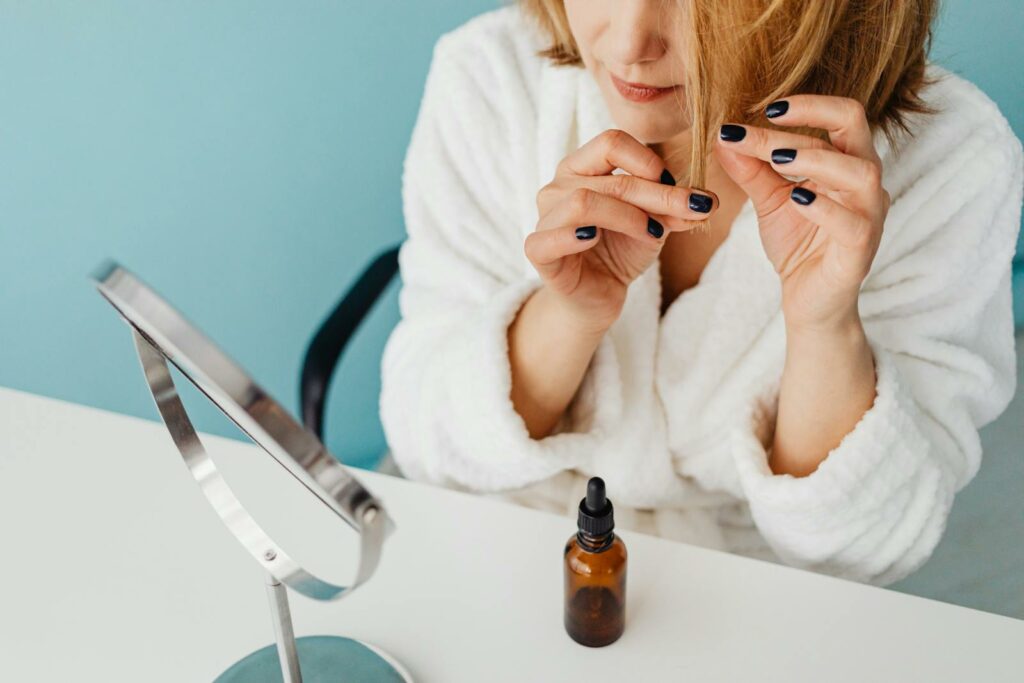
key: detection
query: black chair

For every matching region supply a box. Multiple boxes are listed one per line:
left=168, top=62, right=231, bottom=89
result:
left=300, top=244, right=401, bottom=446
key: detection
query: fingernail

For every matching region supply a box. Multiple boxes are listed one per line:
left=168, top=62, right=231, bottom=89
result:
left=660, top=168, right=676, bottom=186
left=790, top=187, right=816, bottom=205
left=576, top=225, right=597, bottom=240
left=647, top=216, right=664, bottom=238
left=765, top=100, right=789, bottom=118
left=689, top=192, right=713, bottom=213
left=771, top=148, right=797, bottom=164
left=719, top=124, right=746, bottom=142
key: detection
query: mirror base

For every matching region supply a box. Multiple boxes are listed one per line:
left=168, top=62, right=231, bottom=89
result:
left=214, top=635, right=413, bottom=683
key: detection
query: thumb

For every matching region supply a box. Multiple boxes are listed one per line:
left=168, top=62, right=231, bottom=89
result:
left=714, top=145, right=790, bottom=215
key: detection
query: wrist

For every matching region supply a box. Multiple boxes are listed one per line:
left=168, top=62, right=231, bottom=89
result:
left=535, top=284, right=618, bottom=340
left=774, top=308, right=877, bottom=478
left=786, top=314, right=863, bottom=341
left=783, top=296, right=862, bottom=339
left=784, top=311, right=868, bottom=364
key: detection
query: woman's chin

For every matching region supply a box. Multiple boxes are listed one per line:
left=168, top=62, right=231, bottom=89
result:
left=602, top=99, right=690, bottom=146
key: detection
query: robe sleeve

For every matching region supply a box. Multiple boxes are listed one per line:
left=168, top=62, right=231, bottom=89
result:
left=379, top=30, right=626, bottom=492
left=731, top=102, right=1024, bottom=585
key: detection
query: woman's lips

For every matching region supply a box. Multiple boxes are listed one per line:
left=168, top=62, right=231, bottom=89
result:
left=610, top=72, right=677, bottom=103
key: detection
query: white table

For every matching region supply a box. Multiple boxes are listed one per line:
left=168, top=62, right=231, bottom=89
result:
left=1, top=387, right=1022, bottom=682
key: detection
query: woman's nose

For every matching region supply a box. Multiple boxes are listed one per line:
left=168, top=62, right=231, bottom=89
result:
left=603, top=0, right=670, bottom=66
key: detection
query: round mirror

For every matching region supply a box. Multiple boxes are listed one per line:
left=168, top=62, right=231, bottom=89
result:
left=91, top=260, right=411, bottom=682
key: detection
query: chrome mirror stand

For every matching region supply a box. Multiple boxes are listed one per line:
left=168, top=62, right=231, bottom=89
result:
left=93, top=261, right=412, bottom=683
left=265, top=572, right=303, bottom=682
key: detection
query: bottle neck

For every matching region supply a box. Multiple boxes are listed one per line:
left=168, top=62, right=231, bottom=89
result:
left=576, top=529, right=615, bottom=553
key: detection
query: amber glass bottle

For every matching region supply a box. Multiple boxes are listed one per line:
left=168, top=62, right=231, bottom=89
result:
left=563, top=477, right=627, bottom=647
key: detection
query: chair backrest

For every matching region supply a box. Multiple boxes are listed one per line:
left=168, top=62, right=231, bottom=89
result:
left=300, top=244, right=401, bottom=441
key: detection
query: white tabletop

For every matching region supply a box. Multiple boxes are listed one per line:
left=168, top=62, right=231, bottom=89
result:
left=1, top=386, right=1022, bottom=682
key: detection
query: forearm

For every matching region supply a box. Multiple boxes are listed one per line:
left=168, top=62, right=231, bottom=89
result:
left=770, top=313, right=878, bottom=477
left=508, top=285, right=609, bottom=439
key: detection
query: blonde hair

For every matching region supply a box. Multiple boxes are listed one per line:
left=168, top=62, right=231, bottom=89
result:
left=518, top=0, right=939, bottom=201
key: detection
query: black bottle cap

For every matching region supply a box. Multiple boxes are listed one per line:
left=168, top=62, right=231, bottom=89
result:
left=577, top=476, right=614, bottom=536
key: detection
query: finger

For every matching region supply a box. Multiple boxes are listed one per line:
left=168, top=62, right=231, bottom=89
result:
left=714, top=144, right=790, bottom=215
left=766, top=147, right=882, bottom=197
left=717, top=122, right=835, bottom=162
left=537, top=187, right=689, bottom=242
left=558, top=128, right=667, bottom=181
left=648, top=211, right=713, bottom=235
left=583, top=173, right=720, bottom=222
left=763, top=95, right=878, bottom=161
left=768, top=147, right=886, bottom=221
left=787, top=184, right=879, bottom=256
left=524, top=223, right=604, bottom=281
left=715, top=123, right=835, bottom=211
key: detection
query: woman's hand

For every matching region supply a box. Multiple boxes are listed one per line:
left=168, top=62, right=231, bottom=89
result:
left=714, top=95, right=886, bottom=476
left=713, top=95, right=890, bottom=333
left=527, top=129, right=719, bottom=334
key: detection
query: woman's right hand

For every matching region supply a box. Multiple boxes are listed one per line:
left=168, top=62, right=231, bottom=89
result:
left=526, top=129, right=720, bottom=333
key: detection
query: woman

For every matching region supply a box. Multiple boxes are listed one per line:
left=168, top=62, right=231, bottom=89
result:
left=379, top=0, right=1023, bottom=585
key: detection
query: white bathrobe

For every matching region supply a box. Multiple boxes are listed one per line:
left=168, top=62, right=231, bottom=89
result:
left=378, top=5, right=1024, bottom=585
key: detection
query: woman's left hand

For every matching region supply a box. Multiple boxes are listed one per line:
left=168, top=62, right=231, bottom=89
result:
left=714, top=95, right=890, bottom=332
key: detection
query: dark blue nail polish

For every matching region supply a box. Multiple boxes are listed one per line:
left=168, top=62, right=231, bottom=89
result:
left=765, top=100, right=789, bottom=118
left=719, top=124, right=746, bottom=142
left=660, top=168, right=676, bottom=186
left=771, top=148, right=797, bottom=164
left=790, top=187, right=816, bottom=205
left=689, top=193, right=713, bottom=213
left=647, top=216, right=664, bottom=238
left=576, top=225, right=597, bottom=240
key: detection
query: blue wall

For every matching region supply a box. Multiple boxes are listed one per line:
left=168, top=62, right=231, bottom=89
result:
left=1, top=0, right=1022, bottom=470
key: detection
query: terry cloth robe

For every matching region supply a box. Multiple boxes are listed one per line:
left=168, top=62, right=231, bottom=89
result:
left=379, top=4, right=1024, bottom=585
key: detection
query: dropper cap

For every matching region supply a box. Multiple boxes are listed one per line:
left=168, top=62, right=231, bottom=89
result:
left=577, top=476, right=614, bottom=536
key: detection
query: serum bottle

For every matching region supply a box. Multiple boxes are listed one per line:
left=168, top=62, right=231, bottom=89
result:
left=563, top=476, right=627, bottom=647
